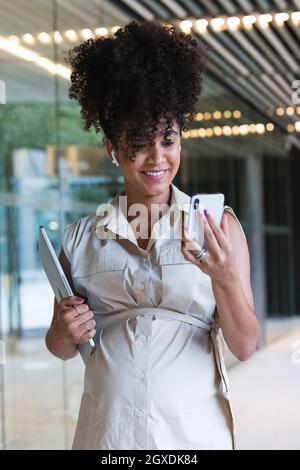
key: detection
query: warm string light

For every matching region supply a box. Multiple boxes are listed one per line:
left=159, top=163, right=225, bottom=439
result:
left=37, top=32, right=52, bottom=44
left=95, top=27, right=108, bottom=36
left=185, top=121, right=300, bottom=137
left=22, top=33, right=35, bottom=45
left=194, top=110, right=241, bottom=121
left=2, top=10, right=299, bottom=82
left=191, top=11, right=299, bottom=34
left=197, top=106, right=300, bottom=124
left=80, top=28, right=94, bottom=40
left=227, top=16, right=241, bottom=31
left=180, top=20, right=193, bottom=34
left=5, top=26, right=122, bottom=46
left=287, top=122, right=300, bottom=133
left=111, top=26, right=121, bottom=34
left=242, top=15, right=257, bottom=30
left=182, top=122, right=275, bottom=139
left=210, top=18, right=226, bottom=32
left=4, top=10, right=300, bottom=47
left=53, top=31, right=63, bottom=44
left=257, top=14, right=273, bottom=29
left=65, top=30, right=78, bottom=42
left=274, top=12, right=289, bottom=26
left=275, top=106, right=300, bottom=116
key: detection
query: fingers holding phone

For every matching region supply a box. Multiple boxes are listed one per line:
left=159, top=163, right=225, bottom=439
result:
left=181, top=223, right=206, bottom=266
left=182, top=192, right=225, bottom=268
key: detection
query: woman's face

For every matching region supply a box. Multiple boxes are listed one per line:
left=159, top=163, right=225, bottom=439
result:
left=106, top=120, right=181, bottom=198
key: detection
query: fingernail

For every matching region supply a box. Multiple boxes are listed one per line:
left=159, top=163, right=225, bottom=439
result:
left=204, top=209, right=209, bottom=218
left=76, top=297, right=84, bottom=302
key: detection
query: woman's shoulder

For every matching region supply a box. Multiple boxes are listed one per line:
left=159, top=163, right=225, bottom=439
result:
left=223, top=205, right=247, bottom=242
left=64, top=214, right=99, bottom=242
left=72, top=214, right=99, bottom=231
left=62, top=214, right=99, bottom=262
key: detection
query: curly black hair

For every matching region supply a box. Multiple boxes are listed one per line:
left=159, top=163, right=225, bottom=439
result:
left=66, top=20, right=207, bottom=160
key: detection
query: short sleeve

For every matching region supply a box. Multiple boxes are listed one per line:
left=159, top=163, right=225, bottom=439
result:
left=61, top=222, right=77, bottom=263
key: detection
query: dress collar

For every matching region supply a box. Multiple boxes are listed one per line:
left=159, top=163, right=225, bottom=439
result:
left=90, top=183, right=191, bottom=246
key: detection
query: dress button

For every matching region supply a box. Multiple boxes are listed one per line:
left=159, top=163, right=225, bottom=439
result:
left=137, top=282, right=145, bottom=290
left=134, top=409, right=143, bottom=418
left=138, top=335, right=147, bottom=342
left=138, top=371, right=145, bottom=379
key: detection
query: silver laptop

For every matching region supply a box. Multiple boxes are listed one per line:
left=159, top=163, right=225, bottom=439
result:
left=39, top=225, right=95, bottom=364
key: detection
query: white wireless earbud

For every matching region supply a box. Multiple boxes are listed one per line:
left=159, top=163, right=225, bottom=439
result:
left=111, top=150, right=119, bottom=167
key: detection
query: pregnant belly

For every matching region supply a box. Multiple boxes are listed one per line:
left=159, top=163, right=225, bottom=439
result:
left=76, top=316, right=233, bottom=449
left=85, top=316, right=217, bottom=403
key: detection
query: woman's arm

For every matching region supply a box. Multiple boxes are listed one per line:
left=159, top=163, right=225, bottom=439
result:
left=211, top=213, right=258, bottom=361
left=182, top=210, right=259, bottom=361
left=45, top=248, right=96, bottom=361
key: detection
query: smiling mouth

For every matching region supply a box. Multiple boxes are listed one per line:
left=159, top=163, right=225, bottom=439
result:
left=141, top=169, right=168, bottom=177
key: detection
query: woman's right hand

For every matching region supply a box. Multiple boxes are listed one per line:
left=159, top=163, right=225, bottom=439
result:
left=54, top=295, right=96, bottom=345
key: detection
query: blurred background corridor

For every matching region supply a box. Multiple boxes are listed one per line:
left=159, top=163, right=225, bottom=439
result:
left=0, top=0, right=299, bottom=449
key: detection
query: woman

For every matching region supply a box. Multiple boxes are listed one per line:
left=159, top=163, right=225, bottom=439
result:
left=45, top=21, right=259, bottom=450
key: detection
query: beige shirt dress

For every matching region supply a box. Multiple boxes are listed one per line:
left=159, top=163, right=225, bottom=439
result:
left=62, top=183, right=246, bottom=450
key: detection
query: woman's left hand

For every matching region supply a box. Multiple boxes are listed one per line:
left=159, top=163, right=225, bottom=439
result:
left=181, top=209, right=238, bottom=286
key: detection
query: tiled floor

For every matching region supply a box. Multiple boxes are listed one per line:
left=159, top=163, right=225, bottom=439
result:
left=1, top=317, right=300, bottom=449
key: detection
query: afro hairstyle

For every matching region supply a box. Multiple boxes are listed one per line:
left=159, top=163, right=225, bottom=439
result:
left=66, top=20, right=207, bottom=159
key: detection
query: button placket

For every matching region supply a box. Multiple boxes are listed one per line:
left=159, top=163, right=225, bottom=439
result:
left=132, top=315, right=153, bottom=449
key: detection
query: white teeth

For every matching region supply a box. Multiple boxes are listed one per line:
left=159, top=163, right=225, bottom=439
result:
left=144, top=170, right=165, bottom=176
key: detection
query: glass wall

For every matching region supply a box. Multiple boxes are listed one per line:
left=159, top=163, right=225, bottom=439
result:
left=0, top=0, right=296, bottom=449
left=0, top=0, right=125, bottom=449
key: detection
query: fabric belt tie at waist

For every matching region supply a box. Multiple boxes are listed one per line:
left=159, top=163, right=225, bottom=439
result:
left=136, top=308, right=212, bottom=332
left=95, top=307, right=228, bottom=394
left=95, top=306, right=212, bottom=331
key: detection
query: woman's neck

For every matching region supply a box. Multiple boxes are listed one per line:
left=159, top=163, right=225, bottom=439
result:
left=123, top=183, right=172, bottom=213
left=122, top=183, right=172, bottom=231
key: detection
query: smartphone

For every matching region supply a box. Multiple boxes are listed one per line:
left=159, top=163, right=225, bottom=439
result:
left=187, top=193, right=225, bottom=248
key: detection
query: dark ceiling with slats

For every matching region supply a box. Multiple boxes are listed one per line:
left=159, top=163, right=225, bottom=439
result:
left=0, top=0, right=299, bottom=156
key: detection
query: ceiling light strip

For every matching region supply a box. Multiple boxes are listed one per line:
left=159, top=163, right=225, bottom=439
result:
left=6, top=10, right=300, bottom=46
left=0, top=35, right=70, bottom=80
left=182, top=122, right=276, bottom=138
